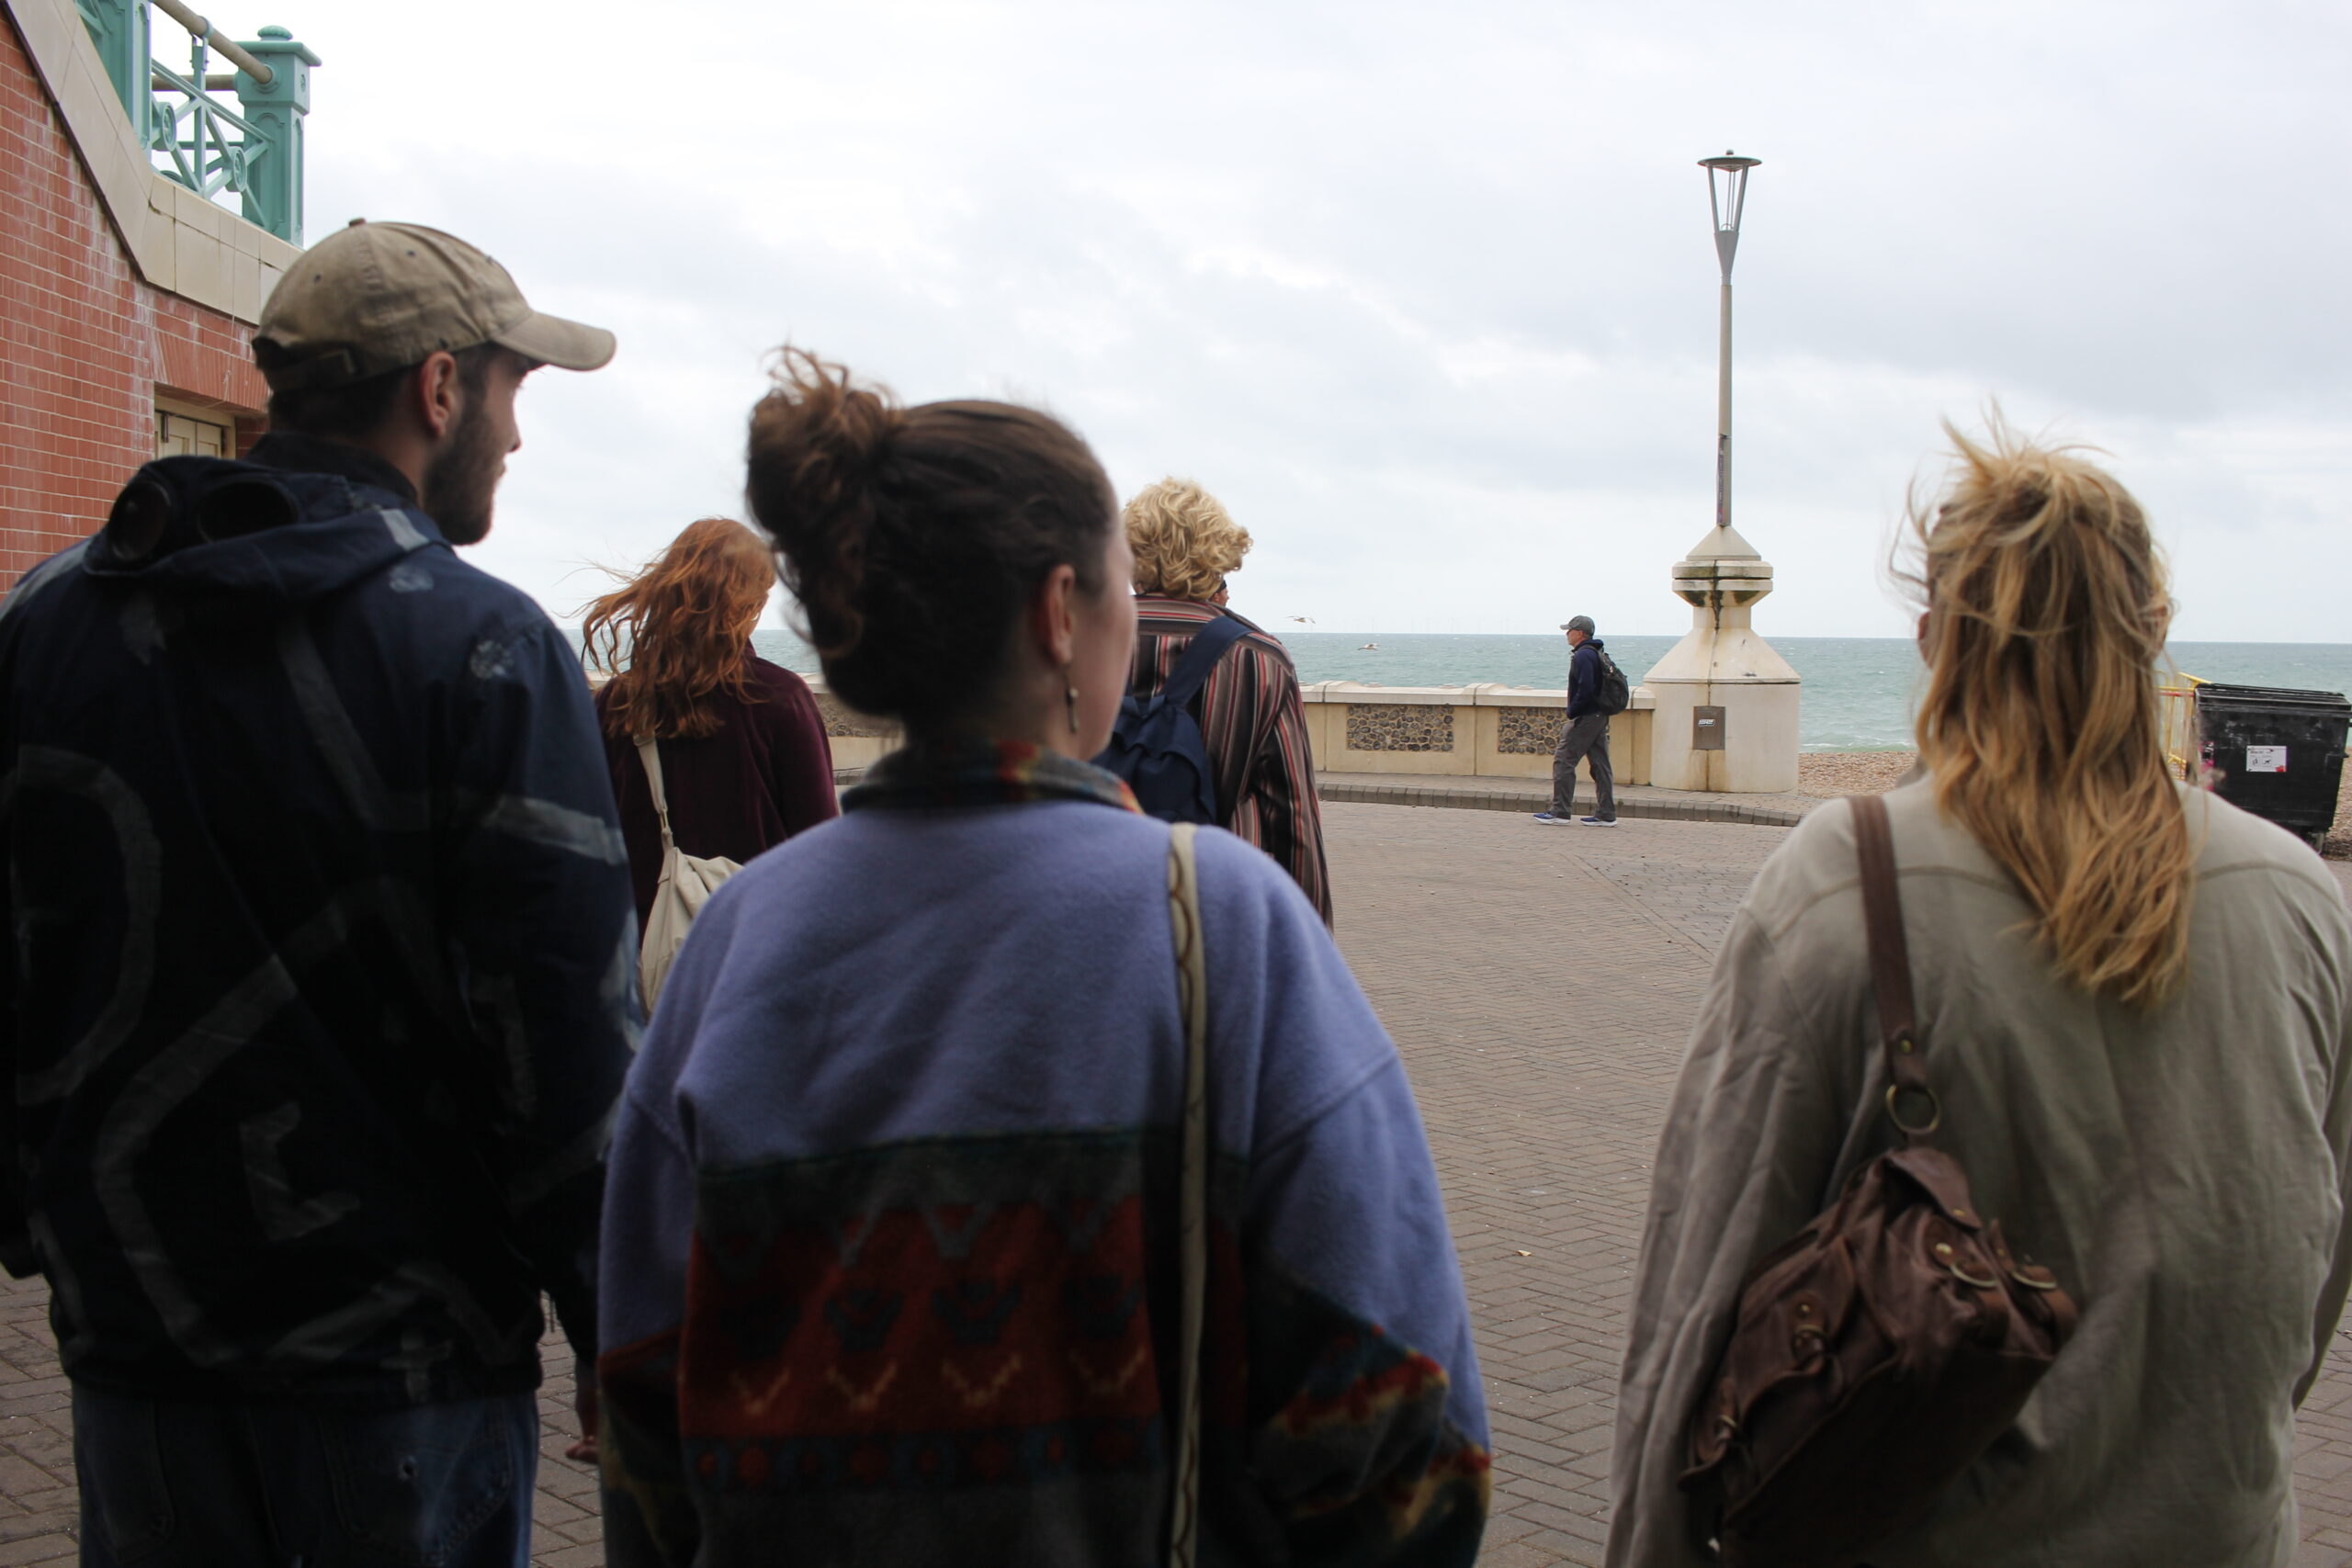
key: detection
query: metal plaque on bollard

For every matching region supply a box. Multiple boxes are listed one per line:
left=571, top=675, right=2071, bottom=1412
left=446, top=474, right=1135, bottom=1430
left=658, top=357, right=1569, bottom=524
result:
left=1694, top=705, right=1726, bottom=750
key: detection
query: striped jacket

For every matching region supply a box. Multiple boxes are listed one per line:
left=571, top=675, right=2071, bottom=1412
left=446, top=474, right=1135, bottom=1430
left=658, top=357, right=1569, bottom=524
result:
left=1129, top=597, right=1332, bottom=924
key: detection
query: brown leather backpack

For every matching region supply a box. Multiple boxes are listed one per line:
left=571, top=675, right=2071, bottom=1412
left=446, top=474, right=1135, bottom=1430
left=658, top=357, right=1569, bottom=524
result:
left=1679, top=793, right=2079, bottom=1568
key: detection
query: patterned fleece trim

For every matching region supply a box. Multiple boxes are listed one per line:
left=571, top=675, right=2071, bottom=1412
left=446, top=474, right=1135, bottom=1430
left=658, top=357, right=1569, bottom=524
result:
left=598, top=1129, right=1487, bottom=1567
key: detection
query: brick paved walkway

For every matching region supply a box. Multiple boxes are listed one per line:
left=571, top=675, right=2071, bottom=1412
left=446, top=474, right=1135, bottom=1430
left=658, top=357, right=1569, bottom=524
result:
left=5, top=802, right=2352, bottom=1565
left=1329, top=804, right=1784, bottom=1566
left=1332, top=803, right=2352, bottom=1568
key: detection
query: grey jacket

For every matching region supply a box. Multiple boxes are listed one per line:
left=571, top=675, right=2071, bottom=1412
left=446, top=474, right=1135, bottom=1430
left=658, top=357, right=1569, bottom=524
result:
left=1608, top=779, right=2352, bottom=1567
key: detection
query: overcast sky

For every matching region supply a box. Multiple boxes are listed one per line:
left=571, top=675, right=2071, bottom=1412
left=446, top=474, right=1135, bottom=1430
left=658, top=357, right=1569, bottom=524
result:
left=250, top=0, right=2352, bottom=640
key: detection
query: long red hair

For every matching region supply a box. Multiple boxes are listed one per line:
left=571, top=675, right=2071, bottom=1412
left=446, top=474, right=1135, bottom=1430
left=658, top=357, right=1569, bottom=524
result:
left=582, top=517, right=775, bottom=740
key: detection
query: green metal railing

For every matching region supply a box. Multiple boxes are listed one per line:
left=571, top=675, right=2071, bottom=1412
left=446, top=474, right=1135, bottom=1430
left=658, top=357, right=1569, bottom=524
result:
left=73, top=0, right=318, bottom=245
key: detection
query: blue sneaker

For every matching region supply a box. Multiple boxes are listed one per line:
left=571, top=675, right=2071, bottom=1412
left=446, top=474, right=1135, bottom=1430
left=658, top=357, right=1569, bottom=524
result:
left=1532, top=812, right=1573, bottom=825
left=1577, top=815, right=1619, bottom=827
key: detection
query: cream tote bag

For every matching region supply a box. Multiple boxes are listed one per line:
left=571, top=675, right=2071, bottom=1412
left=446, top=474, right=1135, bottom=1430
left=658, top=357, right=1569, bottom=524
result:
left=635, top=738, right=742, bottom=1012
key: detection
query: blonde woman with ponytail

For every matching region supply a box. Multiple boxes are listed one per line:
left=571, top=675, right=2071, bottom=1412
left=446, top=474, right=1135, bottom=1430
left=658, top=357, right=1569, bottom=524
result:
left=1610, top=426, right=2352, bottom=1568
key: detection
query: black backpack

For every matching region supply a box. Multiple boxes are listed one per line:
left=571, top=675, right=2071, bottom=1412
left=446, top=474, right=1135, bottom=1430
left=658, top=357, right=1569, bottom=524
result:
left=1595, top=646, right=1631, bottom=716
left=1095, top=615, right=1251, bottom=823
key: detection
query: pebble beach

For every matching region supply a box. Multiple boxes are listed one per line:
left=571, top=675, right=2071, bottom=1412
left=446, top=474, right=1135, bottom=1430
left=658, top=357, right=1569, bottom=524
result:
left=1797, top=750, right=1917, bottom=798
left=1804, top=750, right=2352, bottom=860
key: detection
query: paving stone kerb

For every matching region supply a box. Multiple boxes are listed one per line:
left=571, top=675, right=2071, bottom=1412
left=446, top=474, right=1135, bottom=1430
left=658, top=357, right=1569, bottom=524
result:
left=6, top=803, right=2352, bottom=1568
left=1319, top=770, right=1813, bottom=827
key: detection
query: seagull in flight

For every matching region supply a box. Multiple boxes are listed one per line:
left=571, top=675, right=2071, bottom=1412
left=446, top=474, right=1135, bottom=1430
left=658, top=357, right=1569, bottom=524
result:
left=1286, top=615, right=1316, bottom=624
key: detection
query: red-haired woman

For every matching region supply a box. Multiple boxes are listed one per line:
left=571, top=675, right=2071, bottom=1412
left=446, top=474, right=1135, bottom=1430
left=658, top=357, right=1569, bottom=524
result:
left=582, top=517, right=837, bottom=939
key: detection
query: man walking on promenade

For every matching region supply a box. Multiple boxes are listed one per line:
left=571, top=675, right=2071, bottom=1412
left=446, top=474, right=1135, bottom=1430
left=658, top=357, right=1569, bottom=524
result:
left=0, top=221, right=638, bottom=1565
left=1535, top=614, right=1619, bottom=826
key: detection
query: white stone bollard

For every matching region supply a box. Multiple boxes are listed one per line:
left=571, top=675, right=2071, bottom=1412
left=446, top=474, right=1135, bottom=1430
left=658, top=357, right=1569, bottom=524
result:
left=1641, top=522, right=1801, bottom=793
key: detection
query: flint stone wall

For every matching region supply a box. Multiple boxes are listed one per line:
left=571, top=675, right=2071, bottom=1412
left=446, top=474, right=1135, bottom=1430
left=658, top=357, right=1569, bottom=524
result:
left=1345, top=704, right=1455, bottom=752
left=1498, top=708, right=1566, bottom=755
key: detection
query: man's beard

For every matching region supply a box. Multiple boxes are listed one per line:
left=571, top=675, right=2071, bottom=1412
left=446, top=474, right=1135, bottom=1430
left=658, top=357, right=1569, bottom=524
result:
left=420, top=400, right=505, bottom=546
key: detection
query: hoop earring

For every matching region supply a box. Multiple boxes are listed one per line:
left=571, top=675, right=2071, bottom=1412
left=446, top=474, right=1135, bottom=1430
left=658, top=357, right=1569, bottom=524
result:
left=1065, top=671, right=1081, bottom=733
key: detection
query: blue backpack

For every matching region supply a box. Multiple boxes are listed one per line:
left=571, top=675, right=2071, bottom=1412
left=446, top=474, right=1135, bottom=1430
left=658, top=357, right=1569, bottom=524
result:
left=1096, top=615, right=1252, bottom=823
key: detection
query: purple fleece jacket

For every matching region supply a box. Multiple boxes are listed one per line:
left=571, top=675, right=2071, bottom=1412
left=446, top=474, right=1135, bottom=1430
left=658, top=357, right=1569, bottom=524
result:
left=597, top=798, right=1488, bottom=1567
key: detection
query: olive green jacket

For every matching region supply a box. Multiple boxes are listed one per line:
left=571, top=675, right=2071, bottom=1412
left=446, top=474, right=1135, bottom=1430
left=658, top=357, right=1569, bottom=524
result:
left=1609, top=779, right=2352, bottom=1567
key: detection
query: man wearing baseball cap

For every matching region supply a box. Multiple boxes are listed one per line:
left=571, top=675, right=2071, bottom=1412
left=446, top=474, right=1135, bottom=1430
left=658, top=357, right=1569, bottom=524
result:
left=0, top=221, right=634, bottom=1563
left=1533, top=614, right=1622, bottom=826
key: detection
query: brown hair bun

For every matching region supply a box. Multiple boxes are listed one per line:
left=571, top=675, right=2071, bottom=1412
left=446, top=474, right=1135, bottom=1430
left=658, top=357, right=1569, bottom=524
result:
left=747, top=349, right=1116, bottom=735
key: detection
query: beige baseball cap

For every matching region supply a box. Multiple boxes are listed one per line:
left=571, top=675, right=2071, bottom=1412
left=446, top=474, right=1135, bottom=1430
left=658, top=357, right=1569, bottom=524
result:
left=254, top=219, right=616, bottom=389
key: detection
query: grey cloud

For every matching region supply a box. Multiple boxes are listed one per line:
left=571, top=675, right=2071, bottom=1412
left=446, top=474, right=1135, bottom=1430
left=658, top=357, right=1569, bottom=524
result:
left=296, top=0, right=2352, bottom=639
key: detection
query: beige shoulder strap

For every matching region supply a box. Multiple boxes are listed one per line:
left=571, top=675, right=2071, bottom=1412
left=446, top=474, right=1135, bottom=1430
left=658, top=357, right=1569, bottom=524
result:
left=1165, top=821, right=1208, bottom=1568
left=635, top=737, right=676, bottom=852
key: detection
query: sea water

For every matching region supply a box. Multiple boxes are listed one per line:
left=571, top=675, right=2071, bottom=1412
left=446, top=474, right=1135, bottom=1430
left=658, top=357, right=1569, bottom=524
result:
left=731, top=630, right=2352, bottom=753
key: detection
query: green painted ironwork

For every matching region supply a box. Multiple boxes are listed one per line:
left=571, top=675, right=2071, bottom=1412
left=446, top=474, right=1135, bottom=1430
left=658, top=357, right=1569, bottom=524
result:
left=232, top=27, right=313, bottom=244
left=74, top=2, right=317, bottom=246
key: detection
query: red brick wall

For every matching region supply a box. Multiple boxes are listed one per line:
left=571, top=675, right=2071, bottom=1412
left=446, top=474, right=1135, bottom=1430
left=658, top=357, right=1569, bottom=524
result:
left=0, top=8, right=267, bottom=588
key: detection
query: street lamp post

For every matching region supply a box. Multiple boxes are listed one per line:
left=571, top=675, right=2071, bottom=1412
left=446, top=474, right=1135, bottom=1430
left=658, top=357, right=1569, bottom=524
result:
left=1639, top=149, right=1797, bottom=794
left=1699, top=152, right=1759, bottom=535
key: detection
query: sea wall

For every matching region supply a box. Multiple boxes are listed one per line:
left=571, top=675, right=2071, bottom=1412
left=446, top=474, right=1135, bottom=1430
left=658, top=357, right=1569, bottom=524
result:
left=1301, top=682, right=1652, bottom=786
left=808, top=674, right=1652, bottom=787
left=811, top=682, right=899, bottom=773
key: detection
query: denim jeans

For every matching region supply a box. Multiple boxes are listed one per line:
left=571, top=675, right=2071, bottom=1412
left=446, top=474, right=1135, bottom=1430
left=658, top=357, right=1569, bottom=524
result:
left=73, top=1382, right=537, bottom=1568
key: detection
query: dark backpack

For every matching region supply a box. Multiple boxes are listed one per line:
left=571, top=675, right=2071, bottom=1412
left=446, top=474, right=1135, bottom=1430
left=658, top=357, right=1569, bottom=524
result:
left=1595, top=647, right=1631, bottom=716
left=1095, top=615, right=1252, bottom=823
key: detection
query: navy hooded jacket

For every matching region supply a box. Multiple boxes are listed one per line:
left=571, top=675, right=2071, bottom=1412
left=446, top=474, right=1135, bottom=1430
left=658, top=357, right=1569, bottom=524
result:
left=0, top=434, right=637, bottom=1406
left=1566, top=637, right=1609, bottom=720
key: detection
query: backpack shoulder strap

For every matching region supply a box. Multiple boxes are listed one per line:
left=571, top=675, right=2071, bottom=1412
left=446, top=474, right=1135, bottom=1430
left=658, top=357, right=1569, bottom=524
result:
left=1155, top=615, right=1251, bottom=713
left=1850, top=794, right=1934, bottom=1142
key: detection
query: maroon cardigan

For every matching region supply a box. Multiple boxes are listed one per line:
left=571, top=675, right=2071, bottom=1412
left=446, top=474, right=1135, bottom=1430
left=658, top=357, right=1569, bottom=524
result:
left=596, top=657, right=838, bottom=930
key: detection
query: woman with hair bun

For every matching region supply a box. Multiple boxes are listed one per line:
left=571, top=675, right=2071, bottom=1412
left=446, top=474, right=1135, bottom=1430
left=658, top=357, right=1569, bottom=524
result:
left=1608, top=426, right=2352, bottom=1567
left=581, top=515, right=836, bottom=935
left=595, top=351, right=1488, bottom=1568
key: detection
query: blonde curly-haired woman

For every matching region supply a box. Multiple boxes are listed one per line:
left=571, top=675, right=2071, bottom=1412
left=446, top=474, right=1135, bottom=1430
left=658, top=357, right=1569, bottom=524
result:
left=1609, top=428, right=2352, bottom=1568
left=1123, top=478, right=1332, bottom=923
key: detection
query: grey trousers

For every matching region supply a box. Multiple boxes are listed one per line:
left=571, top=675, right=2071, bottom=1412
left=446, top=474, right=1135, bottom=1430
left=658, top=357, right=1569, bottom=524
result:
left=1551, top=712, right=1616, bottom=818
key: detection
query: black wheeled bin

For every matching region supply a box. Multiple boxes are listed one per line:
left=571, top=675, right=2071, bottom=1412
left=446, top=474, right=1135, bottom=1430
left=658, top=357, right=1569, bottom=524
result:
left=2197, top=683, right=2351, bottom=849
